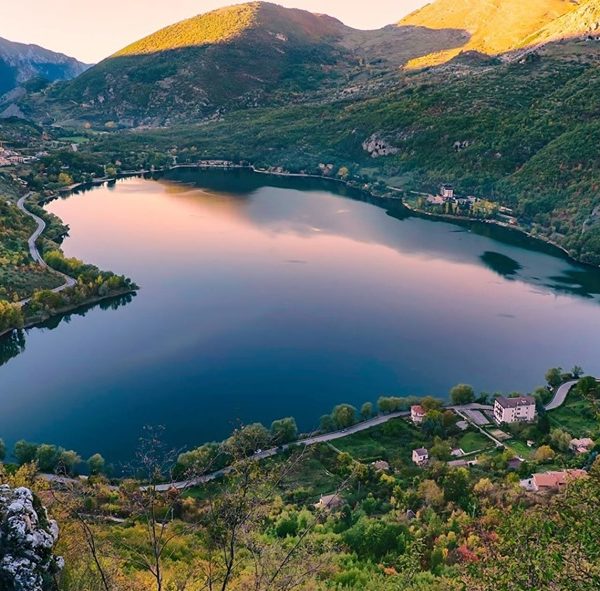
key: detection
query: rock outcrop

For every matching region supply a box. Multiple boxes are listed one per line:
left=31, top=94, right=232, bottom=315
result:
left=362, top=134, right=399, bottom=158
left=0, top=486, right=62, bottom=591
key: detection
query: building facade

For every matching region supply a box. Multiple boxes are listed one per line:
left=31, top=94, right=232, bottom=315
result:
left=494, top=396, right=536, bottom=424
left=412, top=448, right=429, bottom=466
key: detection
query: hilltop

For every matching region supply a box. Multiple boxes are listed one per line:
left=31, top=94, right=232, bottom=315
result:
left=47, top=2, right=354, bottom=126
left=527, top=0, right=600, bottom=45
left=400, top=0, right=589, bottom=67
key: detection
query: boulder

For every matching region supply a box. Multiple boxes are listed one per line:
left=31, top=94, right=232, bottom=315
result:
left=0, top=486, right=62, bottom=591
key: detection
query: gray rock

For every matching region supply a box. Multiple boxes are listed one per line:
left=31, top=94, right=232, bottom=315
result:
left=0, top=485, right=62, bottom=591
left=362, top=134, right=399, bottom=158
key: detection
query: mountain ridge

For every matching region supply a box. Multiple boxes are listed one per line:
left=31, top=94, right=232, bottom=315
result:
left=0, top=36, right=88, bottom=98
left=399, top=0, right=584, bottom=67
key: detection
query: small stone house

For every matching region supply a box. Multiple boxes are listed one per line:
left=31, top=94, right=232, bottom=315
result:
left=412, top=448, right=429, bottom=466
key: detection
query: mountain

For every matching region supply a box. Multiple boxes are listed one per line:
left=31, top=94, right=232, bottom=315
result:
left=526, top=0, right=600, bottom=45
left=399, top=0, right=584, bottom=67
left=45, top=1, right=479, bottom=127
left=52, top=2, right=354, bottom=126
left=0, top=36, right=88, bottom=97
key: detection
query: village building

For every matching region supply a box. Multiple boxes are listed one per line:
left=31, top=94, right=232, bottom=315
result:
left=494, top=395, right=536, bottom=424
left=412, top=447, right=429, bottom=466
left=426, top=195, right=445, bottom=206
left=521, top=469, right=587, bottom=493
left=440, top=184, right=454, bottom=199
left=410, top=405, right=427, bottom=424
left=570, top=438, right=595, bottom=454
left=314, top=493, right=343, bottom=511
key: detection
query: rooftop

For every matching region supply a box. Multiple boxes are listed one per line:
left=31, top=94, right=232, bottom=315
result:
left=495, top=395, right=536, bottom=409
left=533, top=469, right=587, bottom=489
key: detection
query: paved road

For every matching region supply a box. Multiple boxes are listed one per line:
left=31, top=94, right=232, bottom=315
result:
left=16, top=193, right=76, bottom=304
left=154, top=411, right=413, bottom=491
left=545, top=380, right=578, bottom=411
left=154, top=404, right=501, bottom=491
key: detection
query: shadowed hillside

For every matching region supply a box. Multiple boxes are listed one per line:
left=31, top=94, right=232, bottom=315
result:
left=50, top=2, right=355, bottom=126
left=0, top=36, right=87, bottom=99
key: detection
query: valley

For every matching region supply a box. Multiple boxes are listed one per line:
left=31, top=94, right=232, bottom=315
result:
left=1, top=2, right=600, bottom=590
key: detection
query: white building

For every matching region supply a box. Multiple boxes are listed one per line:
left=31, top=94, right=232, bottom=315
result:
left=494, top=396, right=536, bottom=424
left=440, top=184, right=454, bottom=199
left=411, top=405, right=427, bottom=424
left=412, top=448, right=429, bottom=466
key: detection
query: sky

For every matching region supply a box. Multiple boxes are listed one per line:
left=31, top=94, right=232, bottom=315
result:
left=0, top=1, right=429, bottom=63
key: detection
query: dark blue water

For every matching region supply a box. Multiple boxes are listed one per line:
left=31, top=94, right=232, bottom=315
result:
left=1, top=169, right=599, bottom=462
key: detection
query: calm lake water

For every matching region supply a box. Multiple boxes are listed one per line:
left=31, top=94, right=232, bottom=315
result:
left=2, top=169, right=600, bottom=463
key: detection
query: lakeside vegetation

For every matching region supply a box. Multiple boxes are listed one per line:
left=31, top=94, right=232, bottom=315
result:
left=0, top=161, right=138, bottom=335
left=1, top=370, right=598, bottom=591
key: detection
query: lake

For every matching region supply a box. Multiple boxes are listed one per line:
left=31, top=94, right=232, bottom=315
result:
left=1, top=168, right=600, bottom=463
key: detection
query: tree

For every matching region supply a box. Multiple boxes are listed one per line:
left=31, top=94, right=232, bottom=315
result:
left=464, top=472, right=600, bottom=591
left=419, top=479, right=444, bottom=508
left=0, top=439, right=5, bottom=462
left=443, top=468, right=471, bottom=507
left=224, top=423, right=271, bottom=456
left=270, top=417, right=298, bottom=444
left=577, top=376, right=600, bottom=399
left=319, top=414, right=335, bottom=433
left=550, top=428, right=572, bottom=452
left=473, top=477, right=494, bottom=497
left=422, top=410, right=445, bottom=438
left=450, top=384, right=476, bottom=405
left=571, top=365, right=584, bottom=379
left=176, top=443, right=223, bottom=476
left=13, top=440, right=39, bottom=465
left=430, top=438, right=452, bottom=461
left=534, top=445, right=556, bottom=463
left=58, top=171, right=74, bottom=186
left=545, top=367, right=564, bottom=389
left=421, top=396, right=443, bottom=412
left=87, top=453, right=106, bottom=475
left=331, top=404, right=357, bottom=429
left=360, top=402, right=374, bottom=420
left=36, top=444, right=62, bottom=473
left=59, top=450, right=82, bottom=475
left=0, top=301, right=24, bottom=332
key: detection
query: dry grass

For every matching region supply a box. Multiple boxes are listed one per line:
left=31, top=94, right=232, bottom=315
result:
left=400, top=0, right=580, bottom=67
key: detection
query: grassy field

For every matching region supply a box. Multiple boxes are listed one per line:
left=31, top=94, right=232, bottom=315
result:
left=333, top=418, right=426, bottom=465
left=548, top=392, right=598, bottom=437
left=507, top=439, right=536, bottom=460
left=458, top=431, right=492, bottom=454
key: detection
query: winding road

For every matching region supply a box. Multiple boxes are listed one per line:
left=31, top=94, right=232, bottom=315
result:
left=545, top=380, right=578, bottom=411
left=16, top=193, right=76, bottom=305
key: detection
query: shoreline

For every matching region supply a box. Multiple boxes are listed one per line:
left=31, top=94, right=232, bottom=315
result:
left=400, top=200, right=579, bottom=264
left=0, top=288, right=137, bottom=341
